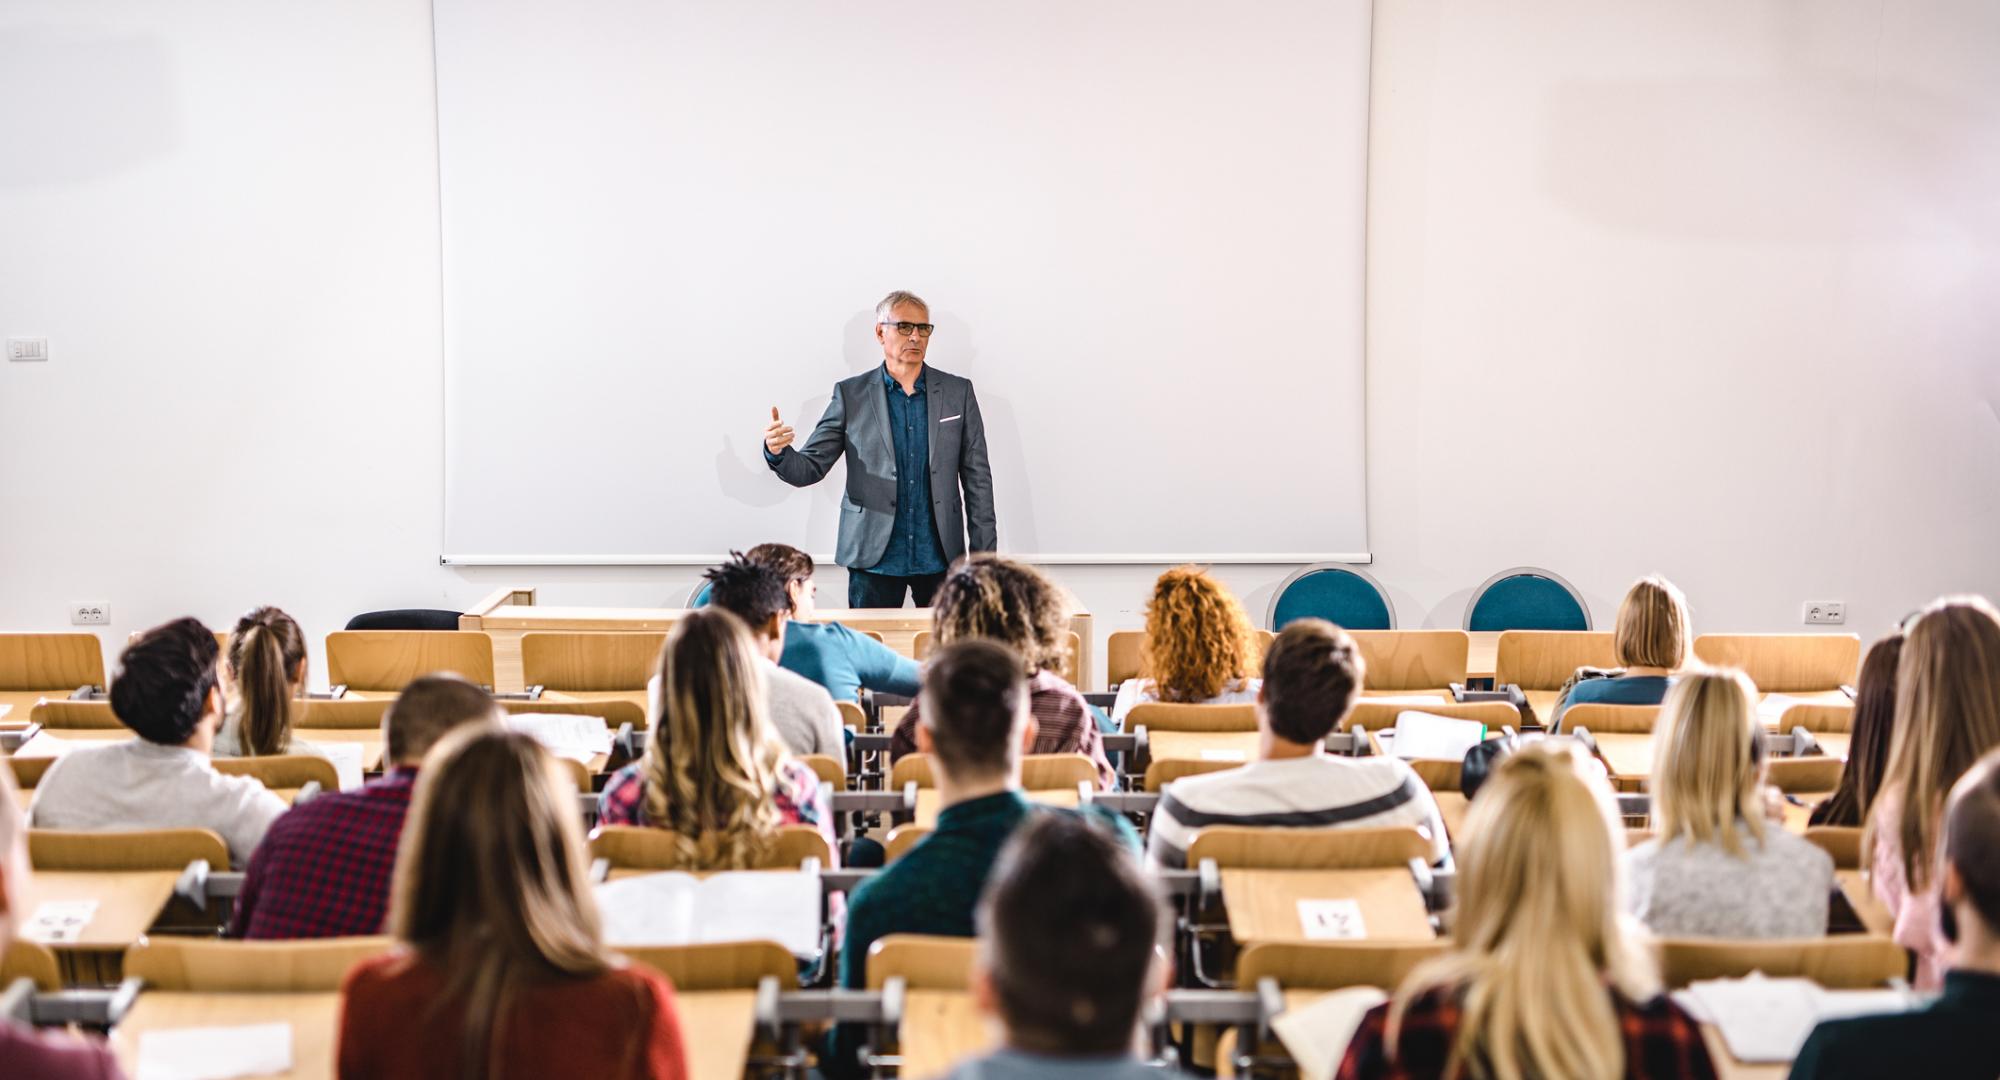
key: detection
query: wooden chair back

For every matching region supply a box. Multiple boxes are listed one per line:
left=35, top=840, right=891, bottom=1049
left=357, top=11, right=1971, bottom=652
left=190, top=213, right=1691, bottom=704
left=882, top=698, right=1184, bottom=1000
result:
left=1405, top=758, right=1464, bottom=792
left=1143, top=758, right=1240, bottom=793
left=1186, top=826, right=1433, bottom=870
left=5, top=755, right=58, bottom=790
left=499, top=697, right=646, bottom=732
left=1349, top=631, right=1470, bottom=691
left=884, top=825, right=930, bottom=861
left=30, top=828, right=230, bottom=872
left=125, top=936, right=394, bottom=991
left=0, top=940, right=62, bottom=991
left=1494, top=631, right=1617, bottom=691
left=1783, top=703, right=1854, bottom=733
left=1655, top=936, right=1906, bottom=990
left=1765, top=756, right=1844, bottom=794
left=1562, top=703, right=1661, bottom=734
left=212, top=754, right=340, bottom=796
left=836, top=700, right=866, bottom=731
left=802, top=754, right=847, bottom=791
left=1802, top=826, right=1862, bottom=869
left=1127, top=703, right=1259, bottom=733
left=1691, top=634, right=1861, bottom=693
left=590, top=823, right=831, bottom=871
left=298, top=698, right=393, bottom=730
left=889, top=753, right=1094, bottom=792
left=326, top=630, right=496, bottom=692
left=914, top=630, right=1082, bottom=685
left=1235, top=940, right=1450, bottom=991
left=0, top=633, right=105, bottom=691
left=1349, top=700, right=1519, bottom=733
left=866, top=933, right=977, bottom=991
left=520, top=632, right=665, bottom=692
left=29, top=700, right=122, bottom=730
left=620, top=940, right=797, bottom=991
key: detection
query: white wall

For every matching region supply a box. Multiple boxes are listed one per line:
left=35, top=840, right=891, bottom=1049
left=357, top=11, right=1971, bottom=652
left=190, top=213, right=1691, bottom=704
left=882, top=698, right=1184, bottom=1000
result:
left=3, top=0, right=1996, bottom=690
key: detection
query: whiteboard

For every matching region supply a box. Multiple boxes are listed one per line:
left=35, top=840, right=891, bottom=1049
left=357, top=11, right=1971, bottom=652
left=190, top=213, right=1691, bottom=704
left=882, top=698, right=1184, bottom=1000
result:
left=435, top=0, right=1372, bottom=564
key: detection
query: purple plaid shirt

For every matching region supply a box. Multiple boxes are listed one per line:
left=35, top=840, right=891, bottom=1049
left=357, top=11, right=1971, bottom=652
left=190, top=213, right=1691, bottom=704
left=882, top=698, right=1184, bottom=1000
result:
left=229, top=769, right=417, bottom=940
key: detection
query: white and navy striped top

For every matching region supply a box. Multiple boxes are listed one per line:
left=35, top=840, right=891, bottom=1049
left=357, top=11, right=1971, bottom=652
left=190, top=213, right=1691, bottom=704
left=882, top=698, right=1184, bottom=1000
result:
left=1145, top=754, right=1450, bottom=870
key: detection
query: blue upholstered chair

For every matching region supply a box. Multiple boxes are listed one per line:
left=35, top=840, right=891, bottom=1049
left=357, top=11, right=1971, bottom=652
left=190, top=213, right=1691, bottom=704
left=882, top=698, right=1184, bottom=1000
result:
left=1464, top=568, right=1591, bottom=631
left=686, top=580, right=713, bottom=608
left=1267, top=564, right=1396, bottom=631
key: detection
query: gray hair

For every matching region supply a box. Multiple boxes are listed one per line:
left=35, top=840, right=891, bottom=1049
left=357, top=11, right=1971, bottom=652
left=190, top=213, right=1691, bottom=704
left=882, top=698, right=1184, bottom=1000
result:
left=875, top=290, right=929, bottom=322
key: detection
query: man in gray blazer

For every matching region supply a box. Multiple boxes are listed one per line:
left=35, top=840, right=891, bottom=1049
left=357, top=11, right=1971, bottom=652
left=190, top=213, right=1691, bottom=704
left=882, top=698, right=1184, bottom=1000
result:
left=763, top=290, right=997, bottom=608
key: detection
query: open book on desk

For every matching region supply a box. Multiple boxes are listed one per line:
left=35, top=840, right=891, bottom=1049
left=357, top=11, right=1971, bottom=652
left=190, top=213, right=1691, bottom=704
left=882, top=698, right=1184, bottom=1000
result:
left=596, top=869, right=821, bottom=956
left=1675, top=973, right=1914, bottom=1064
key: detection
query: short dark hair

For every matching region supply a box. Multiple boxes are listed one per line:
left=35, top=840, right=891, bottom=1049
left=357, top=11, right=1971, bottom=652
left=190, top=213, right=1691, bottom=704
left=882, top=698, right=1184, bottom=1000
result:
left=112, top=617, right=222, bottom=745
left=978, top=814, right=1165, bottom=1055
left=1260, top=618, right=1365, bottom=744
left=1945, top=748, right=2000, bottom=936
left=703, top=553, right=791, bottom=636
left=921, top=639, right=1027, bottom=780
left=385, top=674, right=501, bottom=765
left=743, top=543, right=814, bottom=585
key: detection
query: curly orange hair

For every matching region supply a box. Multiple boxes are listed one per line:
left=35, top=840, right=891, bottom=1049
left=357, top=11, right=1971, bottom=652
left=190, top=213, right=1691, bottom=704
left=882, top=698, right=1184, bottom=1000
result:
left=1139, top=566, right=1258, bottom=702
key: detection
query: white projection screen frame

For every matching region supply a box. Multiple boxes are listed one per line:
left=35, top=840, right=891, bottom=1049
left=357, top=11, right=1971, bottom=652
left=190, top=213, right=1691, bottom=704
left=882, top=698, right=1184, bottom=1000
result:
left=435, top=1, right=1373, bottom=565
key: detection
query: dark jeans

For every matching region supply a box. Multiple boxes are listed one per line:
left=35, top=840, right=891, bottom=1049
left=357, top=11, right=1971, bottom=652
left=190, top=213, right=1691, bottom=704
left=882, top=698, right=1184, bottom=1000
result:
left=847, top=567, right=946, bottom=608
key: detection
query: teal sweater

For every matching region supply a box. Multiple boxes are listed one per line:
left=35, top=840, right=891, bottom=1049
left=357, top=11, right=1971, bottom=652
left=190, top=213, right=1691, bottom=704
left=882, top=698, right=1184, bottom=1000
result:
left=780, top=620, right=922, bottom=703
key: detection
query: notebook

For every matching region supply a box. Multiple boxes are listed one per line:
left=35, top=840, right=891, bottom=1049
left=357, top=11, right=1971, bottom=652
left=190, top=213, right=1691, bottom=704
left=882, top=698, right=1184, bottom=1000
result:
left=504, top=712, right=614, bottom=763
left=1391, top=710, right=1487, bottom=762
left=1675, top=973, right=1914, bottom=1064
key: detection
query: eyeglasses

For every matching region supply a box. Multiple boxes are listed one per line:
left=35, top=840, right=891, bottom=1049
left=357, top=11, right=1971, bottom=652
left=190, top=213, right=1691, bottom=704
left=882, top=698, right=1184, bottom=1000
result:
left=880, top=320, right=935, bottom=338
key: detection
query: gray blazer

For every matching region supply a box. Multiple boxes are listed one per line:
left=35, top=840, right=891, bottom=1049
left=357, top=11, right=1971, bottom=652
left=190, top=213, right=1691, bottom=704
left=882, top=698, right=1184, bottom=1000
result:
left=768, top=365, right=997, bottom=570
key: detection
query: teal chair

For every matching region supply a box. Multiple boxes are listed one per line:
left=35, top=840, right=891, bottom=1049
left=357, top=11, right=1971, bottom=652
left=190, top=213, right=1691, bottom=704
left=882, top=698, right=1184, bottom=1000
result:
left=1268, top=564, right=1395, bottom=631
left=1464, top=568, right=1590, bottom=631
left=686, top=580, right=713, bottom=608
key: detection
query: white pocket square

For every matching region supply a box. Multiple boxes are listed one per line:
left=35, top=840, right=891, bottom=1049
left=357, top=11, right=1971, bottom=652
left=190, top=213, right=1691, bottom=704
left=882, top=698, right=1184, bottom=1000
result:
left=940, top=414, right=962, bottom=423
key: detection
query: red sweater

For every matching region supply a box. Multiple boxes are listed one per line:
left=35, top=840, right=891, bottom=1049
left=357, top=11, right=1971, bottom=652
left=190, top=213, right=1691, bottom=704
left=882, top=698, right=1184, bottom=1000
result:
left=337, top=951, right=689, bottom=1080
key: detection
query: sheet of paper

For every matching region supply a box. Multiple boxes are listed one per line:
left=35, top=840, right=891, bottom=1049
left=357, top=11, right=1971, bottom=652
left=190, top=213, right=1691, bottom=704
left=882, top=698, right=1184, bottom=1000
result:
left=12, top=730, right=71, bottom=759
left=23, top=899, right=98, bottom=944
left=1391, top=710, right=1487, bottom=762
left=1757, top=694, right=1808, bottom=724
left=505, top=713, right=613, bottom=763
left=137, top=1022, right=293, bottom=1080
left=1683, top=974, right=1824, bottom=1063
left=0, top=704, right=11, bottom=719
left=319, top=741, right=365, bottom=791
left=1364, top=694, right=1449, bottom=706
left=1200, top=748, right=1247, bottom=762
left=1297, top=898, right=1366, bottom=940
left=597, top=869, right=821, bottom=956
left=1272, top=986, right=1389, bottom=1080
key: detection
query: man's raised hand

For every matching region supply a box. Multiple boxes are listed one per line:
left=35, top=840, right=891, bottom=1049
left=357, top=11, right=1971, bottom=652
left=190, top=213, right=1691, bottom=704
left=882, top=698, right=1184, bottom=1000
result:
left=763, top=406, right=795, bottom=454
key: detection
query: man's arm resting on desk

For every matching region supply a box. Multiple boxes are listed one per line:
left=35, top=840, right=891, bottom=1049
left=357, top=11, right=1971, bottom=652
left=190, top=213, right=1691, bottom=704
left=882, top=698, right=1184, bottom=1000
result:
left=767, top=392, right=849, bottom=487
left=959, top=386, right=996, bottom=552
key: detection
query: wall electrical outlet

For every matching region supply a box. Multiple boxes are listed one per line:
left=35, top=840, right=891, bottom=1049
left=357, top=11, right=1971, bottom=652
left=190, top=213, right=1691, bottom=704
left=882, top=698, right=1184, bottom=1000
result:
left=70, top=602, right=110, bottom=626
left=1803, top=601, right=1846, bottom=625
left=7, top=337, right=49, bottom=362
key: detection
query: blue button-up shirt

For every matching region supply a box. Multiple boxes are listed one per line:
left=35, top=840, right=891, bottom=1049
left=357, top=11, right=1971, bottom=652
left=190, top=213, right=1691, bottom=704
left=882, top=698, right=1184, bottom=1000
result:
left=871, top=365, right=948, bottom=576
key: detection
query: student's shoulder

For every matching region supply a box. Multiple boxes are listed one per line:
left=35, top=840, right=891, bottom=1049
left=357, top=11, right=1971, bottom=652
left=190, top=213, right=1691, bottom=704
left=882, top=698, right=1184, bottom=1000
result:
left=0, top=1017, right=123, bottom=1079
left=768, top=661, right=836, bottom=704
left=1789, top=1006, right=1979, bottom=1079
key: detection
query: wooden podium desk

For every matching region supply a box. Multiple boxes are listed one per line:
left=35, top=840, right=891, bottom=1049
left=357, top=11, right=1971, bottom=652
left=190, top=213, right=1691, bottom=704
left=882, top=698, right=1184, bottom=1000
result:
left=462, top=588, right=1096, bottom=692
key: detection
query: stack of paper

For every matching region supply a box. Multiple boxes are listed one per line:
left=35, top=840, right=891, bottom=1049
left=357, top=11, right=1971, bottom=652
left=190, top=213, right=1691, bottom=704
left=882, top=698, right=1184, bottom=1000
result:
left=137, top=1022, right=293, bottom=1080
left=1271, top=986, right=1389, bottom=1080
left=318, top=742, right=366, bottom=791
left=597, top=869, right=820, bottom=956
left=1391, top=710, right=1487, bottom=762
left=504, top=713, right=613, bottom=764
left=1676, top=973, right=1913, bottom=1064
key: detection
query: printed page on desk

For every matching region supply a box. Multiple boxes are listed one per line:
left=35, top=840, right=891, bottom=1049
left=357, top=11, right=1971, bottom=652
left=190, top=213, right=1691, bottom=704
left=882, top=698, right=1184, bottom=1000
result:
left=1678, top=974, right=1914, bottom=1063
left=597, top=870, right=821, bottom=956
left=434, top=0, right=1371, bottom=563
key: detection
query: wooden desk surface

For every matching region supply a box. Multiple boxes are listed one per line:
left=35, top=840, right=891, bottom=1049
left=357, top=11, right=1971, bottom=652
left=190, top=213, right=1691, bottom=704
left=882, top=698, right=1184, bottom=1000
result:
left=1433, top=792, right=1470, bottom=844
left=112, top=992, right=339, bottom=1080
left=0, top=690, right=61, bottom=720
left=1219, top=868, right=1434, bottom=944
left=1524, top=689, right=1561, bottom=725
left=1147, top=730, right=1259, bottom=765
left=898, top=988, right=991, bottom=1080
left=26, top=870, right=178, bottom=950
left=677, top=989, right=758, bottom=1080
left=1813, top=733, right=1851, bottom=761
left=1590, top=732, right=1654, bottom=784
left=1835, top=869, right=1893, bottom=937
left=1467, top=632, right=1499, bottom=681
left=915, top=787, right=1077, bottom=828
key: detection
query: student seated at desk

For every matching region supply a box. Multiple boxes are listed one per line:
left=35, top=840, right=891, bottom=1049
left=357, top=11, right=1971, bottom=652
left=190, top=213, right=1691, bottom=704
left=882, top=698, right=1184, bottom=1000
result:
left=213, top=605, right=329, bottom=760
left=1866, top=595, right=2000, bottom=989
left=599, top=608, right=837, bottom=869
left=949, top=814, right=1189, bottom=1079
left=231, top=674, right=501, bottom=939
left=1107, top=565, right=1261, bottom=731
left=1551, top=575, right=1689, bottom=729
left=889, top=556, right=1116, bottom=791
left=1809, top=631, right=1901, bottom=828
left=0, top=764, right=126, bottom=1078
left=339, top=727, right=689, bottom=1079
left=1146, top=618, right=1448, bottom=871
left=1791, top=746, right=2000, bottom=1080
left=830, top=640, right=1137, bottom=1079
left=1337, top=743, right=1716, bottom=1080
left=30, top=617, right=286, bottom=869
left=746, top=542, right=921, bottom=702
left=1625, top=669, right=1832, bottom=938
left=698, top=553, right=845, bottom=762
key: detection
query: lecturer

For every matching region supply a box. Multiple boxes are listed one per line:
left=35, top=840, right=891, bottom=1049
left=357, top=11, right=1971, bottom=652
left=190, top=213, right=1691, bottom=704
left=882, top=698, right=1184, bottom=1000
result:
left=762, top=290, right=997, bottom=608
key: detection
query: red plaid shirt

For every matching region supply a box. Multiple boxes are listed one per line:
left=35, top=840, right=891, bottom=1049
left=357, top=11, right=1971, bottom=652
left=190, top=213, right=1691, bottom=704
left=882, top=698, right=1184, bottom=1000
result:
left=229, top=769, right=417, bottom=940
left=1335, top=984, right=1717, bottom=1080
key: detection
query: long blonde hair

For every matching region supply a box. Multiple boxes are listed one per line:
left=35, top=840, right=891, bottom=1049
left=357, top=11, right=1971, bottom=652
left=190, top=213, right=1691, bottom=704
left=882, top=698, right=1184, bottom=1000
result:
left=1652, top=668, right=1766, bottom=856
left=1872, top=596, right=2000, bottom=890
left=1389, top=742, right=1658, bottom=1080
left=389, top=727, right=621, bottom=1080
left=1614, top=576, right=1689, bottom=670
left=643, top=608, right=788, bottom=868
left=1140, top=566, right=1258, bottom=701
